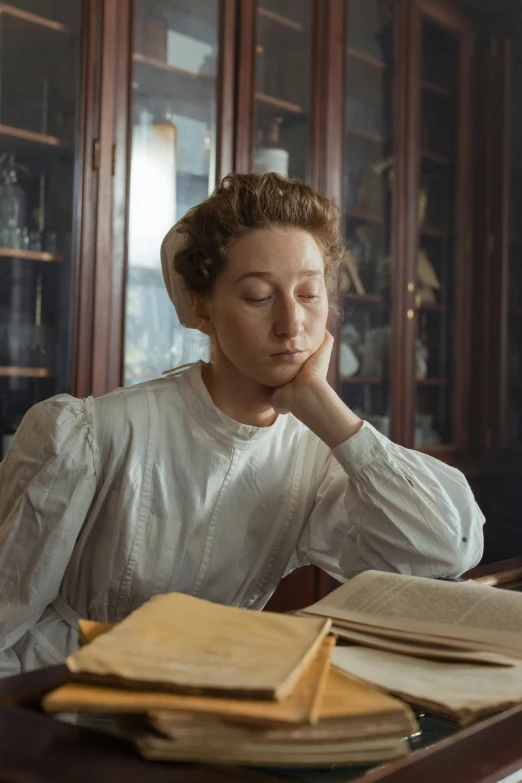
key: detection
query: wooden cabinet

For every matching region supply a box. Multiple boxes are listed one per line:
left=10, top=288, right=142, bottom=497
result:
left=480, top=7, right=522, bottom=458
left=0, top=1, right=95, bottom=459
left=336, top=0, right=475, bottom=462
left=2, top=0, right=522, bottom=604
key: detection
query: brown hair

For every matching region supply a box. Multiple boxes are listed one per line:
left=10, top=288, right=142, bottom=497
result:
left=174, top=172, right=344, bottom=295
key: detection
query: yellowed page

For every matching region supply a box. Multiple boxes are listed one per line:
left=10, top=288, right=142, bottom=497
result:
left=332, top=645, right=522, bottom=725
left=331, top=626, right=514, bottom=665
left=67, top=592, right=331, bottom=700
left=319, top=664, right=415, bottom=728
left=302, top=570, right=522, bottom=660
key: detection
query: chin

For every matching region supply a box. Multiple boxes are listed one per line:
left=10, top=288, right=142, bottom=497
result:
left=251, top=362, right=303, bottom=389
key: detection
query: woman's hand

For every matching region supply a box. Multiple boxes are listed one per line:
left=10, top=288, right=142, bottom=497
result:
left=271, top=330, right=364, bottom=448
left=271, top=331, right=335, bottom=415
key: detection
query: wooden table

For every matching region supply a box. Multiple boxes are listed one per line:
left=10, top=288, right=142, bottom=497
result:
left=2, top=558, right=522, bottom=783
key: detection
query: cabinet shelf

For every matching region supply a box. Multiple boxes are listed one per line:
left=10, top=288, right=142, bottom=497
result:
left=0, top=366, right=53, bottom=378
left=345, top=208, right=382, bottom=224
left=347, top=47, right=386, bottom=70
left=0, top=3, right=69, bottom=33
left=255, top=92, right=304, bottom=115
left=422, top=150, right=453, bottom=165
left=132, top=53, right=215, bottom=123
left=257, top=7, right=304, bottom=32
left=0, top=124, right=69, bottom=149
left=340, top=376, right=384, bottom=385
left=422, top=80, right=453, bottom=98
left=0, top=248, right=62, bottom=262
left=346, top=125, right=385, bottom=143
left=133, top=53, right=213, bottom=81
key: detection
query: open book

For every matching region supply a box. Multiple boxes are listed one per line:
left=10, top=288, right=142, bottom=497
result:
left=300, top=570, right=522, bottom=665
left=331, top=645, right=522, bottom=727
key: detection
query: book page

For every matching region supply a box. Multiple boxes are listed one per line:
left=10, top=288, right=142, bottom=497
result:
left=331, top=626, right=514, bottom=665
left=332, top=646, right=522, bottom=725
left=303, top=570, right=522, bottom=659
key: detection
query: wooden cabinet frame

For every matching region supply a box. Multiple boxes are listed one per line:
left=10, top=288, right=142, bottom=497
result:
left=401, top=0, right=475, bottom=454
left=71, top=0, right=104, bottom=399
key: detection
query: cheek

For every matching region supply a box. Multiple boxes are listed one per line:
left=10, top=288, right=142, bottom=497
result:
left=305, top=302, right=329, bottom=340
left=213, top=302, right=266, bottom=347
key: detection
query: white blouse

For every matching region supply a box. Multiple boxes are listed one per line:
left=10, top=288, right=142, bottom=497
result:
left=0, top=362, right=484, bottom=677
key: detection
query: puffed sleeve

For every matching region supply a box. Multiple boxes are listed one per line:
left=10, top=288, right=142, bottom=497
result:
left=0, top=395, right=99, bottom=675
left=297, top=422, right=485, bottom=581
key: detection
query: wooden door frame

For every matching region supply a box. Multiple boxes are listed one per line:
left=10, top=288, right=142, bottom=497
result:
left=401, top=0, right=475, bottom=454
left=487, top=36, right=511, bottom=451
left=234, top=0, right=256, bottom=174
left=477, top=3, right=522, bottom=466
left=389, top=0, right=413, bottom=445
left=71, top=0, right=104, bottom=399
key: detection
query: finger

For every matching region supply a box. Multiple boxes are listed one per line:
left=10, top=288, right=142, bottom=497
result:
left=271, top=388, right=291, bottom=415
left=308, top=330, right=334, bottom=375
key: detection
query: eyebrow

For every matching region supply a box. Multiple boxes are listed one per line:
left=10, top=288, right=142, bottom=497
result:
left=234, top=269, right=323, bottom=284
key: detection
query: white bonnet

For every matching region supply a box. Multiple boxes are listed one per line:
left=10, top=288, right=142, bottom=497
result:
left=160, top=221, right=197, bottom=329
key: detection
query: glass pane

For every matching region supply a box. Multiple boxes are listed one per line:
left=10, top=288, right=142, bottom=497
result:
left=339, top=0, right=396, bottom=438
left=0, top=1, right=82, bottom=459
left=252, top=0, right=313, bottom=182
left=124, top=0, right=216, bottom=386
left=506, top=43, right=522, bottom=445
left=414, top=21, right=459, bottom=449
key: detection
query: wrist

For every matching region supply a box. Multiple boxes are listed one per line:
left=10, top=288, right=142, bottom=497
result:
left=290, top=378, right=363, bottom=448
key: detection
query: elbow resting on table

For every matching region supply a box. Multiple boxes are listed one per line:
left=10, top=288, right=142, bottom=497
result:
left=428, top=497, right=485, bottom=579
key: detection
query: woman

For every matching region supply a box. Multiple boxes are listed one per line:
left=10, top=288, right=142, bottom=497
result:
left=0, top=173, right=484, bottom=677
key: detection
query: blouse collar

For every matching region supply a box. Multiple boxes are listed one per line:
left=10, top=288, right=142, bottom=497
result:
left=175, top=362, right=282, bottom=448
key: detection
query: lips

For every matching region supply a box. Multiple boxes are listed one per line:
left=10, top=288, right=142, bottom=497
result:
left=271, top=350, right=306, bottom=361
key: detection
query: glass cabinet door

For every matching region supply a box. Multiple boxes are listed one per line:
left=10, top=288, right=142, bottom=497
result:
left=505, top=41, right=522, bottom=445
left=0, top=1, right=83, bottom=458
left=339, top=0, right=396, bottom=439
left=252, top=0, right=313, bottom=182
left=414, top=19, right=461, bottom=449
left=124, top=0, right=220, bottom=386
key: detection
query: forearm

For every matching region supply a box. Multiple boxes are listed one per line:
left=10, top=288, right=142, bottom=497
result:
left=289, top=380, right=363, bottom=449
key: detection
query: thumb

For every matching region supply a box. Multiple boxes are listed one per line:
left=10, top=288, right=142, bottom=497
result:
left=307, top=330, right=335, bottom=376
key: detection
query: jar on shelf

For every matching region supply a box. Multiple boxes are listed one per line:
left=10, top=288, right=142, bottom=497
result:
left=0, top=155, right=29, bottom=249
left=253, top=117, right=289, bottom=178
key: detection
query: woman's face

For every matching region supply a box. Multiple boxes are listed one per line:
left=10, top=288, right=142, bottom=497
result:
left=197, top=227, right=329, bottom=387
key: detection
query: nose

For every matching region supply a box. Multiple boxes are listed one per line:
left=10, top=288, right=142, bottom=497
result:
left=273, top=296, right=304, bottom=339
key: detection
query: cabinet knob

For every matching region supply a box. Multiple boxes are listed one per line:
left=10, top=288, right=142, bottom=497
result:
left=407, top=282, right=415, bottom=293
left=407, top=309, right=415, bottom=320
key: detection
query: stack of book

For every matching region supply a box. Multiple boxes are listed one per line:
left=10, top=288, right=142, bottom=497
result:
left=43, top=592, right=417, bottom=766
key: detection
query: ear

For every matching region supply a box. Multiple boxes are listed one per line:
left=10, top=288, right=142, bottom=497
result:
left=189, top=293, right=215, bottom=336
